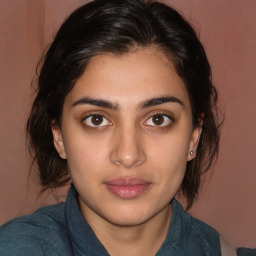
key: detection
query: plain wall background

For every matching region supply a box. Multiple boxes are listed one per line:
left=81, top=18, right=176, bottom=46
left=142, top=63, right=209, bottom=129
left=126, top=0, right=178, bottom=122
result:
left=0, top=0, right=255, bottom=248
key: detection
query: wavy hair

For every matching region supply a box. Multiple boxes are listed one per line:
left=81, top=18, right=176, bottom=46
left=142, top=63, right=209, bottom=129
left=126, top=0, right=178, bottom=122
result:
left=27, top=0, right=221, bottom=209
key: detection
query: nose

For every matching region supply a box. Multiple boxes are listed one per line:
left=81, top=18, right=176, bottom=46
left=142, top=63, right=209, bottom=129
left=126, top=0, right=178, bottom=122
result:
left=110, top=126, right=146, bottom=169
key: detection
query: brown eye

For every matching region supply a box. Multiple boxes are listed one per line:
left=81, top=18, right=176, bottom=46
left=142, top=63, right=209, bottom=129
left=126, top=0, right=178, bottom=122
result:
left=84, top=114, right=111, bottom=127
left=91, top=115, right=103, bottom=125
left=152, top=115, right=164, bottom=125
left=144, top=113, right=173, bottom=127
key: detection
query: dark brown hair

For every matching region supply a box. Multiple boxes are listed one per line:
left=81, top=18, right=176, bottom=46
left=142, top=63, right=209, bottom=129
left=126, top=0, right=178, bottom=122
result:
left=27, top=0, right=221, bottom=209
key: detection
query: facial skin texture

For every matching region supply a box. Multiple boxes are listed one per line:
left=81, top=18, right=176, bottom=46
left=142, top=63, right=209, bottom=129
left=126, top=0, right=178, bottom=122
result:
left=52, top=47, right=201, bottom=255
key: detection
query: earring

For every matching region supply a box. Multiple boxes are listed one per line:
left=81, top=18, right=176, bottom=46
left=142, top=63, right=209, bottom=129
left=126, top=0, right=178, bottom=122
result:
left=190, top=151, right=194, bottom=155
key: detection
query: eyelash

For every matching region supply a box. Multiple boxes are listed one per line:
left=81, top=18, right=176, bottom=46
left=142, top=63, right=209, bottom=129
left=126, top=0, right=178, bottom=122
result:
left=82, top=112, right=174, bottom=129
left=82, top=113, right=112, bottom=128
left=144, top=113, right=174, bottom=128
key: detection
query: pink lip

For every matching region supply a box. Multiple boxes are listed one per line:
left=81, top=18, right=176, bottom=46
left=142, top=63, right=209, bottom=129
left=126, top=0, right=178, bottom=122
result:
left=104, top=178, right=151, bottom=199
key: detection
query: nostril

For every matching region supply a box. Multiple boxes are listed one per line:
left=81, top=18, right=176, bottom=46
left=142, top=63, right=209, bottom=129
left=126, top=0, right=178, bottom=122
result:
left=112, top=158, right=145, bottom=169
left=110, top=144, right=146, bottom=168
left=109, top=129, right=146, bottom=168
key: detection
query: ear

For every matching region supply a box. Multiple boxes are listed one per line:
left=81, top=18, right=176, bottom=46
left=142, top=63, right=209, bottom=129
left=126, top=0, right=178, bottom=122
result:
left=51, top=123, right=67, bottom=159
left=187, top=124, right=202, bottom=161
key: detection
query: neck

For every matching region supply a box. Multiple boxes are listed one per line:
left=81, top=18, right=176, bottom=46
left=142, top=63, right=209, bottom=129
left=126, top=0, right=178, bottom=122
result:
left=83, top=205, right=172, bottom=256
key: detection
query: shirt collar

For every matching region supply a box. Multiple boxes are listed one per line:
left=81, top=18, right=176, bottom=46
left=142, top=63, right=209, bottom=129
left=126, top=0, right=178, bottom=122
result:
left=65, top=184, right=110, bottom=255
left=65, top=184, right=191, bottom=255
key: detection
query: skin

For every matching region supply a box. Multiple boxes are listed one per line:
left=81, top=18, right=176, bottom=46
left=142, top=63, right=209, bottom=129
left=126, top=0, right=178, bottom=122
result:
left=52, top=47, right=201, bottom=256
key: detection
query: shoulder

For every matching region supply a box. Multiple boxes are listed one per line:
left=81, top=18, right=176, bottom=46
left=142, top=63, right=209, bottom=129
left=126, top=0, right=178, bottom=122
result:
left=172, top=200, right=220, bottom=255
left=190, top=214, right=219, bottom=240
left=186, top=215, right=221, bottom=255
left=237, top=247, right=256, bottom=256
left=0, top=203, right=72, bottom=255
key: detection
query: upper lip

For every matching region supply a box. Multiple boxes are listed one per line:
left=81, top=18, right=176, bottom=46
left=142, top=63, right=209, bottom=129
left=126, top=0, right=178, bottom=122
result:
left=104, top=177, right=151, bottom=186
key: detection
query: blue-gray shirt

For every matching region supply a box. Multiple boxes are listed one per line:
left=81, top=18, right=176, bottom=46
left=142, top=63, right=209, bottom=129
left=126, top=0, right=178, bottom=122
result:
left=0, top=185, right=254, bottom=255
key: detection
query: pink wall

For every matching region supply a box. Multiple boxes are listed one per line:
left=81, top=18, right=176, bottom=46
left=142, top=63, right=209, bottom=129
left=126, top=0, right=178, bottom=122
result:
left=0, top=0, right=255, bottom=248
left=166, top=0, right=256, bottom=247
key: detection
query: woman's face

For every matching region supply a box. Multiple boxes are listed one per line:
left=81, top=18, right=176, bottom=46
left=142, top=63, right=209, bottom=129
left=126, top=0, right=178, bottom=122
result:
left=52, top=47, right=201, bottom=226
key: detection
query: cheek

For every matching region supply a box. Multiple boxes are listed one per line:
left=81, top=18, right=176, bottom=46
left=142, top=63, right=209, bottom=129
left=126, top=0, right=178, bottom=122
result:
left=146, top=130, right=191, bottom=191
left=147, top=132, right=191, bottom=167
left=63, top=132, right=110, bottom=177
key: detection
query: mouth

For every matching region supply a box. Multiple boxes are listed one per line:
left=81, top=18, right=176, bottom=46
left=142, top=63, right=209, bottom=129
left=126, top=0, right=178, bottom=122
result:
left=104, top=178, right=151, bottom=200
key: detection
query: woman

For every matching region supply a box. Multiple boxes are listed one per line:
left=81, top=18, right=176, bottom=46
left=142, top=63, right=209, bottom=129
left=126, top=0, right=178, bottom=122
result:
left=0, top=0, right=254, bottom=255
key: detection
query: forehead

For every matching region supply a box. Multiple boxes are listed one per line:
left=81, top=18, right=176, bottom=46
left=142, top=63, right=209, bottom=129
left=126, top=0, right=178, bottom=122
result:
left=66, top=47, right=190, bottom=108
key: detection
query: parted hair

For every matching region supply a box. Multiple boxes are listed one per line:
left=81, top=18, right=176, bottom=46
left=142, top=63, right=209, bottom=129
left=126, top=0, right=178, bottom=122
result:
left=27, top=0, right=221, bottom=209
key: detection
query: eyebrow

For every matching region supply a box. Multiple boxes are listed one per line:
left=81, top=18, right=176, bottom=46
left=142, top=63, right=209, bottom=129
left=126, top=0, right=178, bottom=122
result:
left=138, top=96, right=184, bottom=109
left=72, top=97, right=118, bottom=110
left=72, top=96, right=184, bottom=110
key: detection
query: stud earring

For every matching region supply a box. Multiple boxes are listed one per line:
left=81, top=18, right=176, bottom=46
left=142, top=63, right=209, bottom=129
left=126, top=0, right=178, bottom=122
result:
left=190, top=151, right=194, bottom=155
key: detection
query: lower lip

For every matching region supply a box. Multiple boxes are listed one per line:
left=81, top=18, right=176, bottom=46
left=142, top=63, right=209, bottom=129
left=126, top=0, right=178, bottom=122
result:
left=105, top=184, right=150, bottom=199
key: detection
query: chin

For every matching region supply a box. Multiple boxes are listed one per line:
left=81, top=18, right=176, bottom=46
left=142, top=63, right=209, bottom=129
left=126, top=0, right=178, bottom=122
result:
left=102, top=206, right=158, bottom=227
left=107, top=215, right=150, bottom=227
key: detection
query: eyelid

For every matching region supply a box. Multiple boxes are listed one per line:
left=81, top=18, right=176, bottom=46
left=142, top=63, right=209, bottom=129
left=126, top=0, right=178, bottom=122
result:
left=82, top=112, right=112, bottom=128
left=149, top=112, right=174, bottom=121
left=143, top=112, right=174, bottom=127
